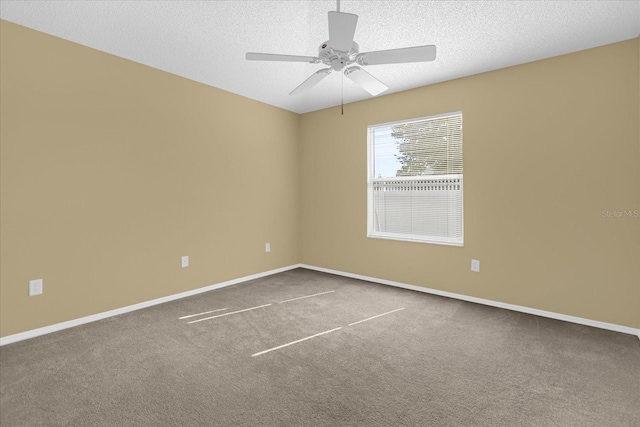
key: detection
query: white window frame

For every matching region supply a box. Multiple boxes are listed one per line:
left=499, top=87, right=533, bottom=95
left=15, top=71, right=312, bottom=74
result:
left=367, top=112, right=464, bottom=246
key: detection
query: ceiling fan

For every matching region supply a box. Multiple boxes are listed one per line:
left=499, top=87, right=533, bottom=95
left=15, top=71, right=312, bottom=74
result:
left=245, top=0, right=436, bottom=99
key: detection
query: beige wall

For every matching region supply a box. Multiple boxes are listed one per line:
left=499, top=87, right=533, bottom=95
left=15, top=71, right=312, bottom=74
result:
left=1, top=19, right=638, bottom=338
left=0, top=21, right=300, bottom=337
left=300, top=38, right=640, bottom=329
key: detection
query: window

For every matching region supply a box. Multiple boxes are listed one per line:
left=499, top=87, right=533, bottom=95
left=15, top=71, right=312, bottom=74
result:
left=367, top=112, right=463, bottom=246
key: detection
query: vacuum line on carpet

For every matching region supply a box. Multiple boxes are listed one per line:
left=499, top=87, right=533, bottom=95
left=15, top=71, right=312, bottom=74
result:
left=188, top=304, right=272, bottom=324
left=278, top=290, right=335, bottom=304
left=348, top=308, right=405, bottom=326
left=179, top=308, right=228, bottom=320
left=251, top=327, right=343, bottom=357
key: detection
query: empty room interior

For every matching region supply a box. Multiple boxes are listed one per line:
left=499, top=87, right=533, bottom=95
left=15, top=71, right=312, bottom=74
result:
left=1, top=1, right=639, bottom=426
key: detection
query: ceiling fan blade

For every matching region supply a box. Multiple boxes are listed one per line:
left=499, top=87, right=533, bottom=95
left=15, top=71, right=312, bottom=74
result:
left=246, top=52, right=319, bottom=63
left=289, top=68, right=332, bottom=95
left=344, top=66, right=388, bottom=96
left=328, top=11, right=358, bottom=52
left=356, top=45, right=436, bottom=66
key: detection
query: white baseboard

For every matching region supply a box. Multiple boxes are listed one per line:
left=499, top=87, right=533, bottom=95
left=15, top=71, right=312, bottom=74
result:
left=300, top=264, right=640, bottom=339
left=0, top=264, right=302, bottom=346
left=3, top=263, right=638, bottom=346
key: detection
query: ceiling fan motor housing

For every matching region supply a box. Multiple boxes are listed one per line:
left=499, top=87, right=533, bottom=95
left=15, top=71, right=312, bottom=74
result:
left=319, top=40, right=359, bottom=70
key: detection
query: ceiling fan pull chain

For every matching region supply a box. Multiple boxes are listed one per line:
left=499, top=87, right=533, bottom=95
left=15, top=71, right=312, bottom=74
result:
left=341, top=71, right=344, bottom=115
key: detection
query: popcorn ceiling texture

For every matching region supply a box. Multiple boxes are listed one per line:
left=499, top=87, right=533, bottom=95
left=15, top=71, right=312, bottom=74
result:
left=1, top=0, right=638, bottom=113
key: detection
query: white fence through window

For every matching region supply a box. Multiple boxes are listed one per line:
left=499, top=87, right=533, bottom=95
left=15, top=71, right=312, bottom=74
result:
left=371, top=175, right=463, bottom=245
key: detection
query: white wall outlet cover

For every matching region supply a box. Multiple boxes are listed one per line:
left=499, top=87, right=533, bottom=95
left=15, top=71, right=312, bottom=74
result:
left=181, top=256, right=189, bottom=268
left=29, top=279, right=43, bottom=296
left=265, top=243, right=271, bottom=253
left=471, top=259, right=480, bottom=272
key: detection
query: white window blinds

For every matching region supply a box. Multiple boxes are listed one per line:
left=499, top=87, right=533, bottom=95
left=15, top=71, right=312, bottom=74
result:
left=367, top=112, right=463, bottom=246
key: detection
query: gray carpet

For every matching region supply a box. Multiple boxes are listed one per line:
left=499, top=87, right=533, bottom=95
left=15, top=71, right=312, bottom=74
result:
left=1, top=268, right=638, bottom=426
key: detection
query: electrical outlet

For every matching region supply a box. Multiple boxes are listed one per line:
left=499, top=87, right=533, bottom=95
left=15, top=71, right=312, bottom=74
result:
left=181, top=256, right=189, bottom=268
left=471, top=259, right=480, bottom=272
left=29, top=279, right=43, bottom=296
left=265, top=243, right=271, bottom=253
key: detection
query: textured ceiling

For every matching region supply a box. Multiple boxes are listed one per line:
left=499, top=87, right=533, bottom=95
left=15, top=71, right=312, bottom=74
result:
left=1, top=1, right=639, bottom=114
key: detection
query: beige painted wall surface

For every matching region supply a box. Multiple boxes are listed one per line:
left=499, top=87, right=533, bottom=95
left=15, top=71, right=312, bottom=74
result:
left=1, top=18, right=638, bottom=338
left=300, top=38, right=640, bottom=329
left=0, top=21, right=300, bottom=337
